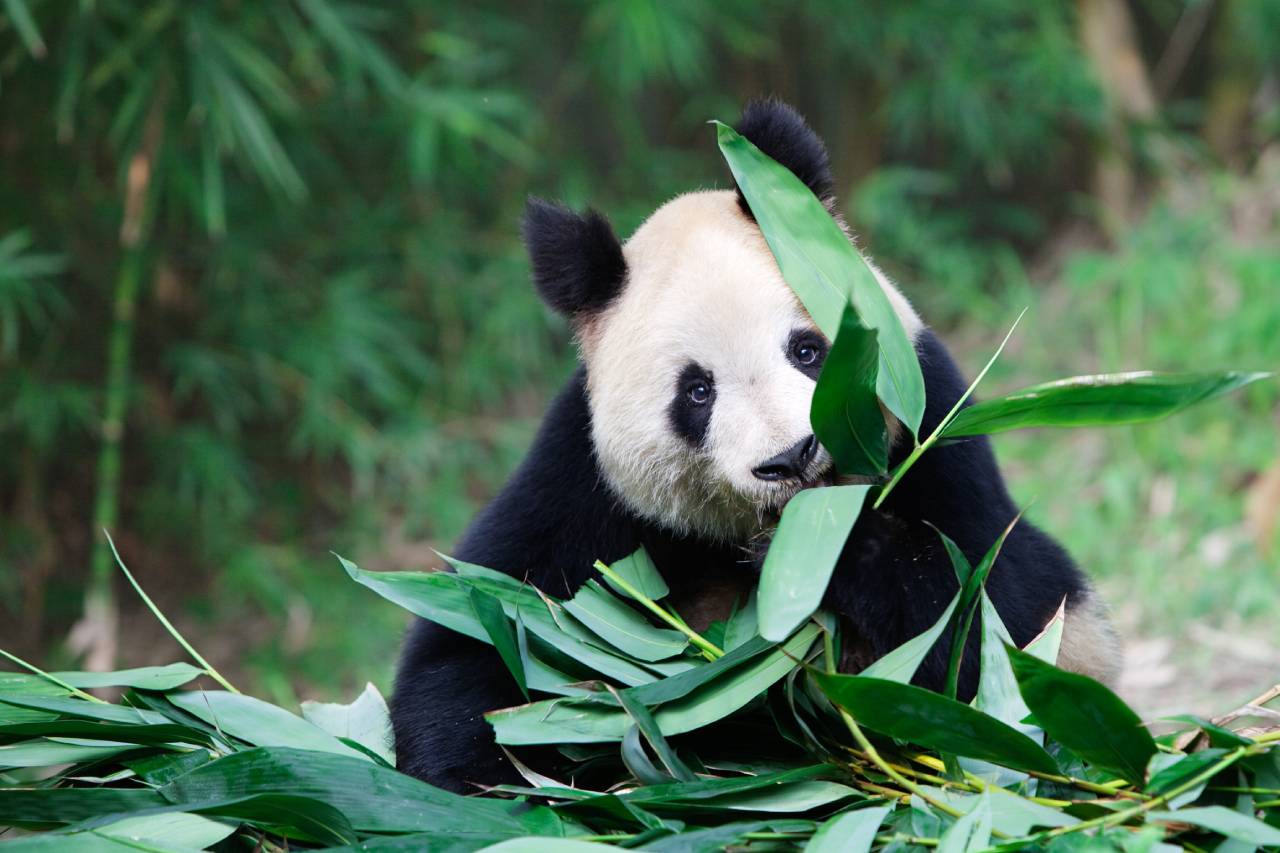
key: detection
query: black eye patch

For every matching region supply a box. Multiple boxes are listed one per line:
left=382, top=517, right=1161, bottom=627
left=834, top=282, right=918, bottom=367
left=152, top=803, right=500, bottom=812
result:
left=668, top=362, right=715, bottom=448
left=786, top=329, right=828, bottom=379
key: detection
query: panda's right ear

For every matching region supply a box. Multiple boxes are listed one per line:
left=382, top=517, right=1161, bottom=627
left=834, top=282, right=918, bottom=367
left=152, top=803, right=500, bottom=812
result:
left=522, top=197, right=627, bottom=318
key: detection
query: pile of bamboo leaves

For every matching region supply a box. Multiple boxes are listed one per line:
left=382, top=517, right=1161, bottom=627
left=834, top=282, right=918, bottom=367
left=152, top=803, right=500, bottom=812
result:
left=0, top=544, right=1277, bottom=851
left=2, top=116, right=1276, bottom=852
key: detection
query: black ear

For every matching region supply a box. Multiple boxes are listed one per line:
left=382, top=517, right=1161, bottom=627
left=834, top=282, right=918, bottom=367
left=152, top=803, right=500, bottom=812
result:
left=733, top=99, right=834, bottom=218
left=522, top=197, right=627, bottom=317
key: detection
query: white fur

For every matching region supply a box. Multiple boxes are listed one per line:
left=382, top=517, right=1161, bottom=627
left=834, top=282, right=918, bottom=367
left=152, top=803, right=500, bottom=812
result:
left=580, top=190, right=920, bottom=541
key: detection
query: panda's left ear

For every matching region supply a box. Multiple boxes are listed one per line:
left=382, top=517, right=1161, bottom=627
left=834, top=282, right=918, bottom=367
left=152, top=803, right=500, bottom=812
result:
left=732, top=99, right=834, bottom=217
left=522, top=197, right=627, bottom=318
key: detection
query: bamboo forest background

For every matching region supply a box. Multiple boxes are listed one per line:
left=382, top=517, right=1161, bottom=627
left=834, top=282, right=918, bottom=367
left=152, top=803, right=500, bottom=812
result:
left=1, top=1, right=1277, bottom=715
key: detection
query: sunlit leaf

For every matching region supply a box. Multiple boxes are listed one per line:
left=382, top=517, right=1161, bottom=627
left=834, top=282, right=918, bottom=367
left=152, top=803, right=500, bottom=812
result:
left=716, top=121, right=925, bottom=437
left=757, top=485, right=871, bottom=642
left=941, top=371, right=1270, bottom=438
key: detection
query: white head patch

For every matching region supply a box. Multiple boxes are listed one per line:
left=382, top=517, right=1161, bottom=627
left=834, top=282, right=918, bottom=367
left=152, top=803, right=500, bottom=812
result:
left=578, top=190, right=922, bottom=543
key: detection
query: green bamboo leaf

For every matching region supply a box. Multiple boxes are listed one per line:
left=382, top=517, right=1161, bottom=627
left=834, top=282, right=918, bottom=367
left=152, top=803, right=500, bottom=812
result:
left=47, top=664, right=204, bottom=692
left=1144, top=748, right=1227, bottom=795
left=0, top=738, right=144, bottom=768
left=715, top=120, right=925, bottom=437
left=859, top=592, right=960, bottom=684
left=603, top=547, right=669, bottom=601
left=1147, top=806, right=1280, bottom=845
left=488, top=625, right=821, bottom=744
left=690, top=781, right=859, bottom=813
left=937, top=790, right=992, bottom=853
left=0, top=813, right=233, bottom=851
left=0, top=695, right=170, bottom=726
left=1006, top=647, right=1156, bottom=785
left=943, top=515, right=1019, bottom=700
left=0, top=719, right=209, bottom=747
left=916, top=785, right=1078, bottom=835
left=620, top=765, right=835, bottom=804
left=301, top=682, right=395, bottom=766
left=0, top=789, right=167, bottom=830
left=564, top=581, right=688, bottom=662
left=812, top=673, right=1059, bottom=774
left=161, top=746, right=560, bottom=835
left=805, top=804, right=891, bottom=852
left=757, top=485, right=871, bottom=642
left=810, top=306, right=887, bottom=475
left=612, top=688, right=695, bottom=781
left=472, top=588, right=529, bottom=699
left=941, top=371, right=1270, bottom=438
left=167, top=690, right=373, bottom=762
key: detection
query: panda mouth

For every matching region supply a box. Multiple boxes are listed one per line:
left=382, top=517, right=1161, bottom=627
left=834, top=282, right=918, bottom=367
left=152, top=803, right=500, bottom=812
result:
left=759, top=464, right=837, bottom=516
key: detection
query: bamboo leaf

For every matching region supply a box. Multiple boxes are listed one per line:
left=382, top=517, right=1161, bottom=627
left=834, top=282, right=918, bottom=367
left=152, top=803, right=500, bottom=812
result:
left=1147, top=806, right=1280, bottom=845
left=488, top=625, right=821, bottom=744
left=603, top=547, right=669, bottom=601
left=805, top=804, right=891, bottom=852
left=48, top=664, right=204, bottom=692
left=937, top=790, right=991, bottom=853
left=564, top=581, right=688, bottom=662
left=812, top=673, right=1059, bottom=774
left=757, top=485, right=871, bottom=642
left=715, top=120, right=925, bottom=437
left=472, top=588, right=530, bottom=699
left=810, top=307, right=887, bottom=475
left=859, top=592, right=960, bottom=684
left=941, top=371, right=1270, bottom=438
left=1007, top=647, right=1157, bottom=785
left=300, top=682, right=395, bottom=766
left=167, top=690, right=373, bottom=762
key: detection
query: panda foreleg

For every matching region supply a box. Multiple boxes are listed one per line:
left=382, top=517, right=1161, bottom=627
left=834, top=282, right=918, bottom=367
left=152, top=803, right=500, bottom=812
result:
left=390, top=619, right=526, bottom=793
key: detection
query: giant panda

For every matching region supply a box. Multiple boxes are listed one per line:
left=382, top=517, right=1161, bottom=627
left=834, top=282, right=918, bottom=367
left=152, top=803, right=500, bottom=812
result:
left=391, top=99, right=1120, bottom=793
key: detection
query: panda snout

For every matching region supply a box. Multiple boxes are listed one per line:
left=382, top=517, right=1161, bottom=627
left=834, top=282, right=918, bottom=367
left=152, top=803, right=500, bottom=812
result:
left=751, top=435, right=817, bottom=482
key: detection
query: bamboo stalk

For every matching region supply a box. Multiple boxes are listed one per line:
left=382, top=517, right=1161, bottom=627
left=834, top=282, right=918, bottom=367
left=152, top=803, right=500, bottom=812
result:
left=75, top=89, right=165, bottom=672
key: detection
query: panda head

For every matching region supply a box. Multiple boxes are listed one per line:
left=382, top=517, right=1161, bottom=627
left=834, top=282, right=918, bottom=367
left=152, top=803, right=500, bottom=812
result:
left=523, top=100, right=921, bottom=542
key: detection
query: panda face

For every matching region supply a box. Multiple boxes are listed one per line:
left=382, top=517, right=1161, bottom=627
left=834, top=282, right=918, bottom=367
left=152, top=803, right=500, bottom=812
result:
left=578, top=191, right=876, bottom=541
left=521, top=101, right=924, bottom=544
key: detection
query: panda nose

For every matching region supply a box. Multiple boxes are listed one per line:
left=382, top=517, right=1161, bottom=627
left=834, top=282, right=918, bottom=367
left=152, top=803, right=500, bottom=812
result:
left=752, top=435, right=817, bottom=481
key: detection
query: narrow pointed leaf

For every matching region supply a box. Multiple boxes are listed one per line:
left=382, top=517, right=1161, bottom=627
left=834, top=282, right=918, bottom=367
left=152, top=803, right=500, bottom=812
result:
left=860, top=592, right=961, bottom=684
left=812, top=673, right=1059, bottom=774
left=564, top=581, right=688, bottom=662
left=1006, top=647, right=1156, bottom=784
left=805, top=804, right=891, bottom=852
left=716, top=120, right=925, bottom=436
left=758, top=484, right=871, bottom=642
left=472, top=588, right=529, bottom=698
left=301, top=682, right=395, bottom=765
left=603, top=547, right=669, bottom=601
left=1147, top=806, right=1280, bottom=845
left=942, top=371, right=1270, bottom=438
left=167, top=691, right=372, bottom=762
left=811, top=307, right=886, bottom=475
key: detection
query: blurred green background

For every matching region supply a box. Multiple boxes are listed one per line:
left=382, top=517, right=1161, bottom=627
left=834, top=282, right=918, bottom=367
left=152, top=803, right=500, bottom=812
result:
left=1, top=1, right=1276, bottom=717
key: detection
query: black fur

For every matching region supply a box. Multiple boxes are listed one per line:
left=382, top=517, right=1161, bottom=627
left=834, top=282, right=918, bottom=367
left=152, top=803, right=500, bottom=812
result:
left=733, top=99, right=834, bottom=217
left=668, top=362, right=715, bottom=448
left=390, top=332, right=1090, bottom=792
left=522, top=197, right=627, bottom=317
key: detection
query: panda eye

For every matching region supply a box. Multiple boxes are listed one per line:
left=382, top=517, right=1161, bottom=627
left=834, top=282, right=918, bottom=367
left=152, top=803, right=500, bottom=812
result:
left=687, top=380, right=711, bottom=405
left=788, top=334, right=826, bottom=372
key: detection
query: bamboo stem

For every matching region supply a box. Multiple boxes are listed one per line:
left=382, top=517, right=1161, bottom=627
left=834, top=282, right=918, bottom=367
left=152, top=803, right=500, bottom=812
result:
left=592, top=560, right=724, bottom=660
